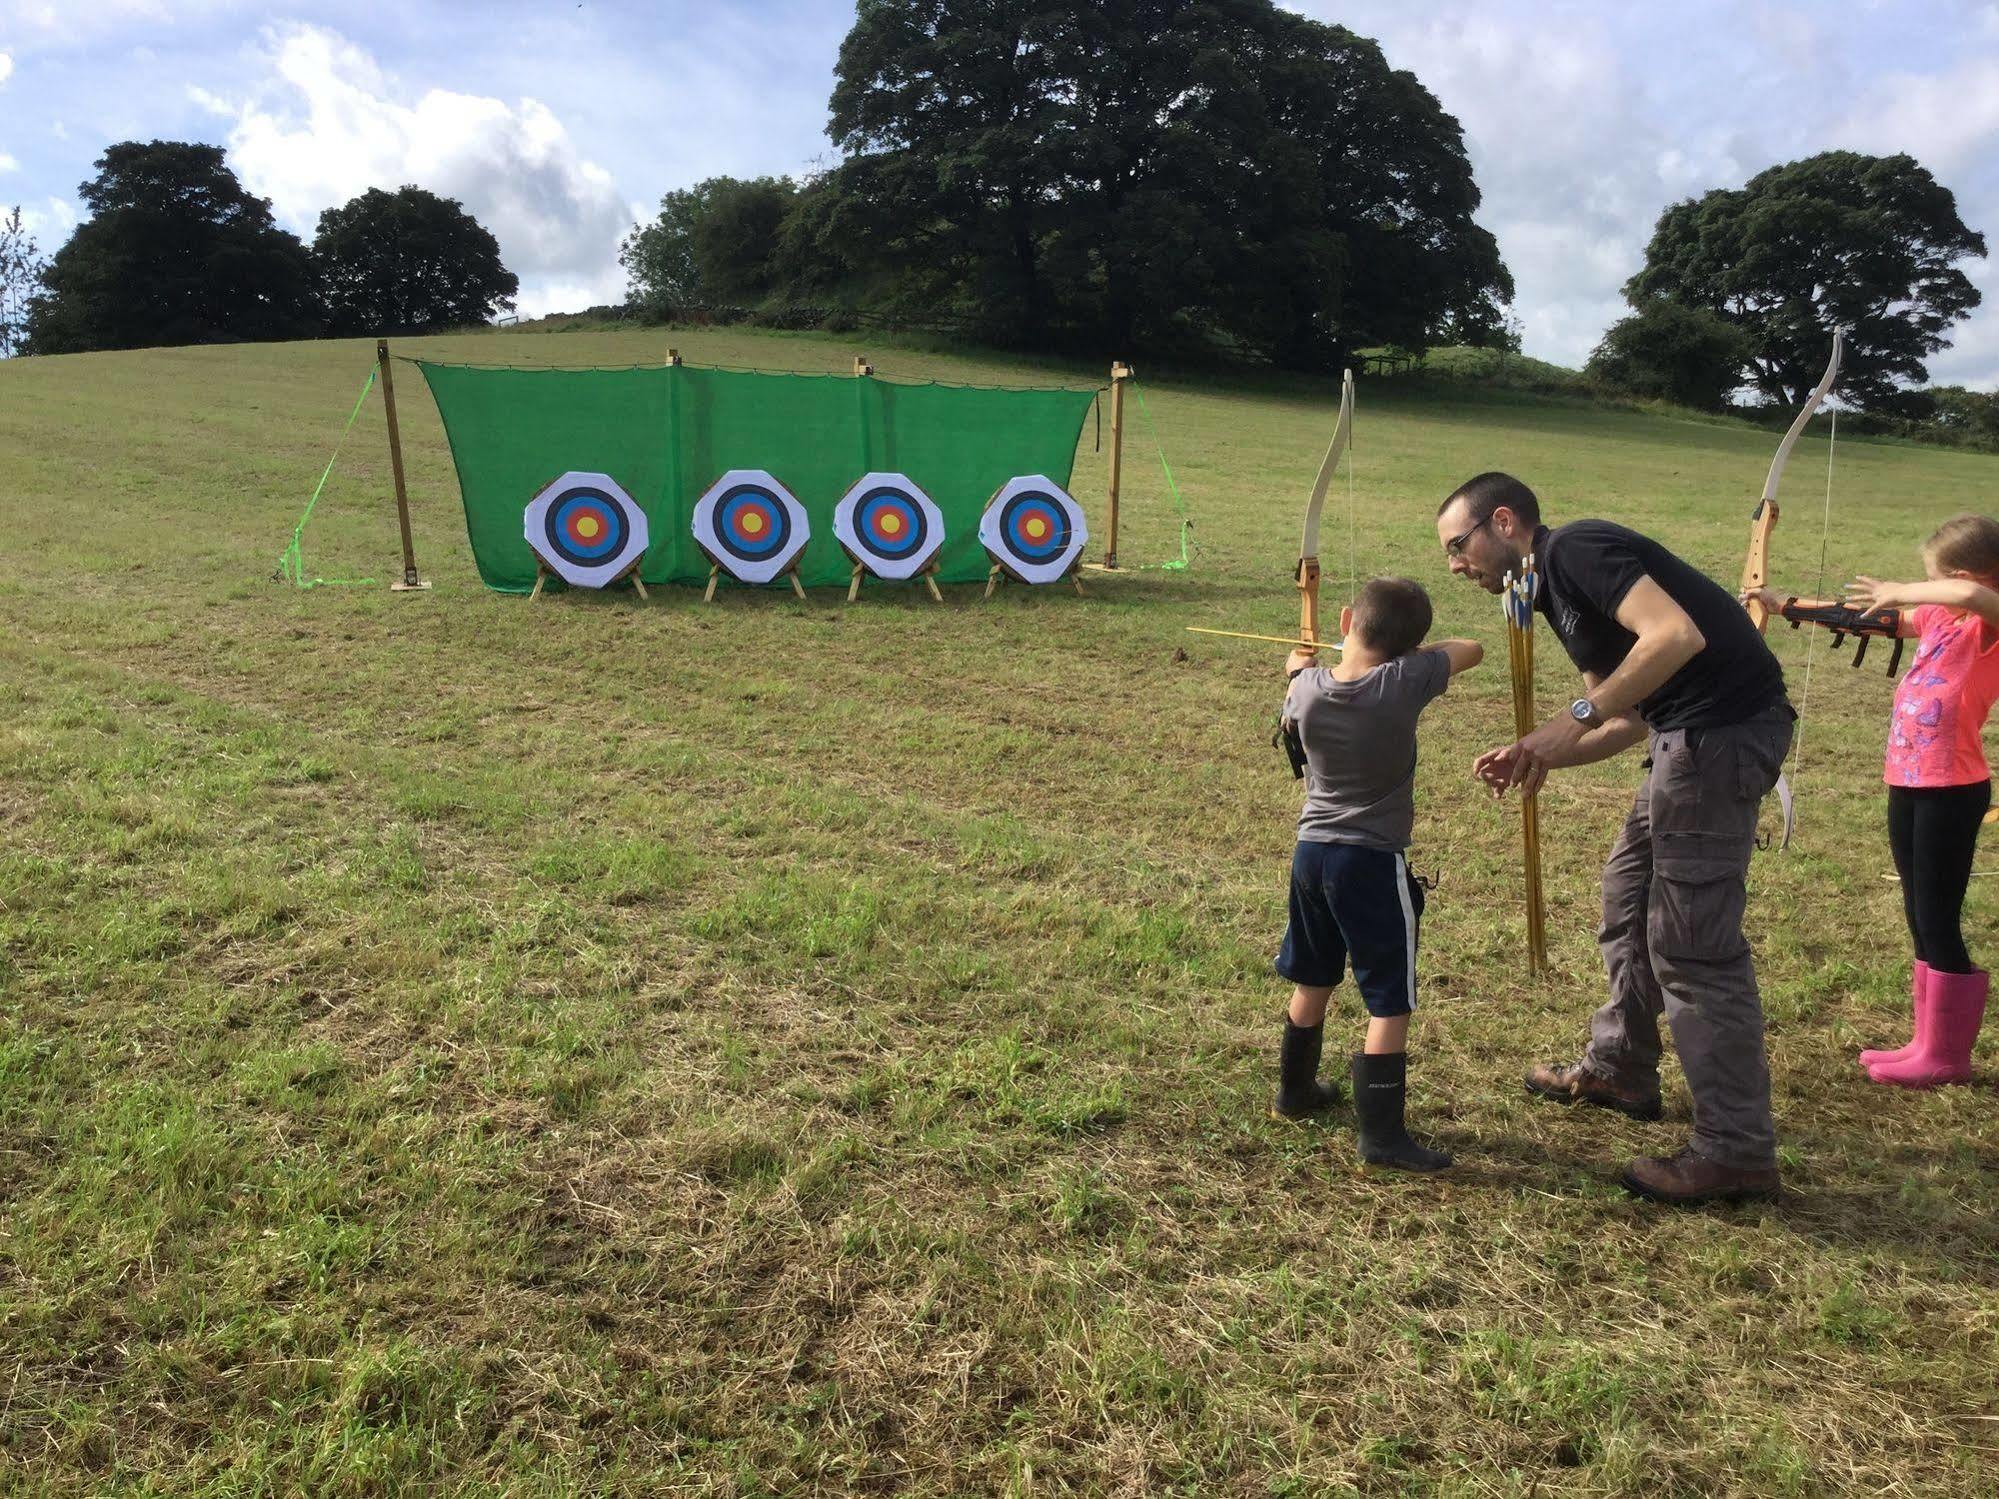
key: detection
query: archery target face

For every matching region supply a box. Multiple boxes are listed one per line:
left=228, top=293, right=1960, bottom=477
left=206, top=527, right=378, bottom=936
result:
left=833, top=473, right=945, bottom=580
left=523, top=472, right=649, bottom=588
left=978, top=476, right=1088, bottom=584
left=691, top=469, right=810, bottom=584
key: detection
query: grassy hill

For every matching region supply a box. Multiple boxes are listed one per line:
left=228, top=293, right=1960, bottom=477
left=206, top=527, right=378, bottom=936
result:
left=2, top=326, right=1996, bottom=1494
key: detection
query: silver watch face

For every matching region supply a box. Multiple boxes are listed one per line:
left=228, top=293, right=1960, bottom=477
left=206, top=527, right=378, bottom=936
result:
left=1571, top=698, right=1594, bottom=723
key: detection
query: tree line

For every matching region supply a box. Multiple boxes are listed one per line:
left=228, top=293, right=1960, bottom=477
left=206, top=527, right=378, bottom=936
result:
left=0, top=141, right=518, bottom=356
left=3, top=0, right=1989, bottom=433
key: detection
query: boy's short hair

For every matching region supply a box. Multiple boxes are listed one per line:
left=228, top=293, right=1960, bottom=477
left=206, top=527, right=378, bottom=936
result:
left=1441, top=471, right=1541, bottom=529
left=1353, top=576, right=1432, bottom=658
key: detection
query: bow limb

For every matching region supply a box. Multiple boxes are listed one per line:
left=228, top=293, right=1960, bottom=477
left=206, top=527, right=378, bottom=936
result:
left=1741, top=329, right=1842, bottom=629
left=1298, top=368, right=1354, bottom=651
left=1741, top=328, right=1842, bottom=849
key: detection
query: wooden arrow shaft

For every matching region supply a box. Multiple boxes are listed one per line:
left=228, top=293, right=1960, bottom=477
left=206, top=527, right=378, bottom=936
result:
left=1186, top=627, right=1344, bottom=651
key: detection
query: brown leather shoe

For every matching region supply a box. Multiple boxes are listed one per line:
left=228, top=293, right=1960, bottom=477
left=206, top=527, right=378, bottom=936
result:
left=1523, top=1060, right=1662, bottom=1121
left=1621, top=1147, right=1779, bottom=1205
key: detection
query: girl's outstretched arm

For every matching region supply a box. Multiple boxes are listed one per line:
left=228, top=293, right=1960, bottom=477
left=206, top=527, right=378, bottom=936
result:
left=1847, top=576, right=1999, bottom=634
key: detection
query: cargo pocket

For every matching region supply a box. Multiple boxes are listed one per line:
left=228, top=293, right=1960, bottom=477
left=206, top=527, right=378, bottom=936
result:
left=1649, top=833, right=1750, bottom=964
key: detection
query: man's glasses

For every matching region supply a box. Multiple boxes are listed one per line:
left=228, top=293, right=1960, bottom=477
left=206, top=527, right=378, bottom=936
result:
left=1445, top=514, right=1491, bottom=558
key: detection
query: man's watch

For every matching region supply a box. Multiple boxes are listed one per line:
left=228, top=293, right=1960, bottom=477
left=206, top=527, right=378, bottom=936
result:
left=1570, top=697, right=1601, bottom=727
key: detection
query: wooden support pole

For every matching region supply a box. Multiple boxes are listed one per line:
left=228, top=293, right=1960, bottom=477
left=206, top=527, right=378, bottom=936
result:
left=1105, top=361, right=1132, bottom=570
left=853, top=355, right=874, bottom=377
left=377, top=340, right=430, bottom=592
left=666, top=348, right=683, bottom=367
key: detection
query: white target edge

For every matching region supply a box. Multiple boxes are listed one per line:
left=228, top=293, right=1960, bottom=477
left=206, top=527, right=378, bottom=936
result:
left=833, top=472, right=946, bottom=580
left=978, top=474, right=1088, bottom=585
left=523, top=471, right=650, bottom=588
left=691, top=468, right=811, bottom=584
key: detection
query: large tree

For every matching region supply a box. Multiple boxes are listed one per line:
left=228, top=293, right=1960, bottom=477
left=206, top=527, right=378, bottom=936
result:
left=1624, top=151, right=1985, bottom=410
left=0, top=207, right=46, bottom=357
left=621, top=176, right=801, bottom=313
left=314, top=186, right=517, bottom=336
left=26, top=141, right=321, bottom=354
left=818, top=0, right=1511, bottom=366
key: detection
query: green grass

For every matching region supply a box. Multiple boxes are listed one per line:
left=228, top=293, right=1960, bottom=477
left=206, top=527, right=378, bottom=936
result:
left=2, top=324, right=1996, bottom=1494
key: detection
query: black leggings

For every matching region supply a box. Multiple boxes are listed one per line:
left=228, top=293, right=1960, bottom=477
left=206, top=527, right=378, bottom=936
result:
left=1887, top=781, right=1991, bottom=973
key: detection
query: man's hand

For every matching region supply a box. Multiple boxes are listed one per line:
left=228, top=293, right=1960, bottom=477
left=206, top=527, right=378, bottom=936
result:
left=1475, top=711, right=1589, bottom=798
left=1285, top=648, right=1318, bottom=675
left=1738, top=584, right=1783, bottom=614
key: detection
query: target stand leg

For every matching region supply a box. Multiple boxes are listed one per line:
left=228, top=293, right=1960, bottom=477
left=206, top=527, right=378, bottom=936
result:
left=614, top=555, right=649, bottom=602
left=848, top=561, right=864, bottom=604
left=1070, top=567, right=1087, bottom=597
left=922, top=563, right=943, bottom=604
left=529, top=562, right=549, bottom=603
left=786, top=566, right=806, bottom=601
left=985, top=564, right=1004, bottom=600
left=704, top=565, right=720, bottom=604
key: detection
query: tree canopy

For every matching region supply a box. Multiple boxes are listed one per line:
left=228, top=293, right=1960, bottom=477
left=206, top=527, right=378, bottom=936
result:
left=1624, top=151, right=1985, bottom=410
left=315, top=186, right=517, bottom=336
left=617, top=1, right=1511, bottom=368
left=0, top=207, right=46, bottom=358
left=26, top=141, right=321, bottom=355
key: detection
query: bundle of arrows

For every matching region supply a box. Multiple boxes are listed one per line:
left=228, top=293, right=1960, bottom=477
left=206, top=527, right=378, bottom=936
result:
left=1504, top=557, right=1550, bottom=973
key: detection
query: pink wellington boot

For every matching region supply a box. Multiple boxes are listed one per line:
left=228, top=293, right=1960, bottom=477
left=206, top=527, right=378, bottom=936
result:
left=1868, top=968, right=1987, bottom=1089
left=1860, top=960, right=1932, bottom=1068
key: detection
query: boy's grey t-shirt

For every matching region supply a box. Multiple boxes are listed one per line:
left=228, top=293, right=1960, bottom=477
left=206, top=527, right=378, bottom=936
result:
left=1285, top=650, right=1452, bottom=850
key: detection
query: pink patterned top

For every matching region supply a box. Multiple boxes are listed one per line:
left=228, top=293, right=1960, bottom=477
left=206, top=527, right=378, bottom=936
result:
left=1884, top=604, right=1999, bottom=788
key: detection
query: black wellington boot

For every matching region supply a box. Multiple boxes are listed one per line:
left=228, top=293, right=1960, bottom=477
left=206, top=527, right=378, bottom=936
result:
left=1350, top=1052, right=1451, bottom=1171
left=1271, top=1020, right=1342, bottom=1120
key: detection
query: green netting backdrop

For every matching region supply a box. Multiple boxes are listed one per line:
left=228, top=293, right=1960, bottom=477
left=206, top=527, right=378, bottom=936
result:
left=416, top=360, right=1102, bottom=593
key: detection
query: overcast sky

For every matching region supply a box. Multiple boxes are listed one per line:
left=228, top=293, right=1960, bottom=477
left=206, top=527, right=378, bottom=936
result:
left=3, top=1, right=1996, bottom=388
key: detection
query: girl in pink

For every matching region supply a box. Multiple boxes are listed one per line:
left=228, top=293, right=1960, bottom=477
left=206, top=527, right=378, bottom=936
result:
left=1753, top=513, right=1999, bottom=1088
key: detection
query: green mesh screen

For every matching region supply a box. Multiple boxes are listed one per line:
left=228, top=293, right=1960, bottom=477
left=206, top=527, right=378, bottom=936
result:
left=415, top=360, right=1102, bottom=592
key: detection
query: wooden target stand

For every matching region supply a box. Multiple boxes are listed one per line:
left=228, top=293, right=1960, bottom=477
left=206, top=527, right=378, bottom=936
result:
left=1079, top=360, right=1133, bottom=575
left=845, top=552, right=945, bottom=603
left=703, top=559, right=806, bottom=602
left=527, top=555, right=649, bottom=603
left=984, top=559, right=1086, bottom=599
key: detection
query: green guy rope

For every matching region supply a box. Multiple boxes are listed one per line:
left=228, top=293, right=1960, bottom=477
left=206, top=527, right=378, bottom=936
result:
left=1130, top=382, right=1194, bottom=572
left=277, top=367, right=379, bottom=589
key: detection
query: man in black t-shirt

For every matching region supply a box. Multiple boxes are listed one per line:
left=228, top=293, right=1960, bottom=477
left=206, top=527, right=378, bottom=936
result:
left=1435, top=472, right=1794, bottom=1204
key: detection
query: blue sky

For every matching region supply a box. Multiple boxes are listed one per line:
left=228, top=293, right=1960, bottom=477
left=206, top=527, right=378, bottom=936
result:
left=3, top=1, right=1997, bottom=389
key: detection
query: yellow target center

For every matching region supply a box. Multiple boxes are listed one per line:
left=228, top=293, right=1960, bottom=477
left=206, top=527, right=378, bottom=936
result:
left=1024, top=516, right=1050, bottom=541
left=742, top=512, right=766, bottom=537
left=881, top=514, right=903, bottom=536
left=576, top=516, right=601, bottom=540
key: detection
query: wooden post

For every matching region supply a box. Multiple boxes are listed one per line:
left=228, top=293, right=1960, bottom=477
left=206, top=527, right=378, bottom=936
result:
left=377, top=340, right=430, bottom=592
left=666, top=348, right=682, bottom=367
left=853, top=355, right=874, bottom=377
left=1105, top=361, right=1132, bottom=570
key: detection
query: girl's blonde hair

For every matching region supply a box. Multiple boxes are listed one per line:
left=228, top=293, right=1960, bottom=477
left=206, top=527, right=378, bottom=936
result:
left=1924, top=514, right=1999, bottom=581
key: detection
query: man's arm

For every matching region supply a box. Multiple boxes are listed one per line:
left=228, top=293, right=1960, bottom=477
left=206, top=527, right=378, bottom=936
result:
left=1582, top=577, right=1704, bottom=720
left=1474, top=670, right=1646, bottom=796
left=1474, top=578, right=1695, bottom=798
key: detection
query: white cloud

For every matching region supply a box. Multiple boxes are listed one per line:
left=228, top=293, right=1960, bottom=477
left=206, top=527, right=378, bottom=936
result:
left=1833, top=58, right=1999, bottom=178
left=195, top=24, right=631, bottom=316
left=0, top=51, right=14, bottom=85
left=0, top=153, right=15, bottom=173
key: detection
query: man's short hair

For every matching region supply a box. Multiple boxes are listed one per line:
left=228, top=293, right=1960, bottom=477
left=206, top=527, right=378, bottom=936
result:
left=1353, top=576, right=1432, bottom=659
left=1441, top=471, right=1541, bottom=529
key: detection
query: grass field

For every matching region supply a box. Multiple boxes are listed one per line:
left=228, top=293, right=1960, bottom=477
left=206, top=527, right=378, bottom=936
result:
left=2, top=325, right=1996, bottom=1495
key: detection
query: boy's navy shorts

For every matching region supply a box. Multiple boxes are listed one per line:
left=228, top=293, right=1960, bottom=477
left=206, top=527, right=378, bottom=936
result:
left=1274, top=840, right=1425, bottom=1018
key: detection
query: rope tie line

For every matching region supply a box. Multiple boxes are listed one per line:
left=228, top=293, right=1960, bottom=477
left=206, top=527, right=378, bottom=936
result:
left=277, top=368, right=379, bottom=589
left=1129, top=382, right=1194, bottom=572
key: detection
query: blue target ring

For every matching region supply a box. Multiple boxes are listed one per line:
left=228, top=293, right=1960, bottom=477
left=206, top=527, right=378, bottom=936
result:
left=999, top=490, right=1072, bottom=563
left=544, top=488, right=630, bottom=567
left=856, top=488, right=930, bottom=563
left=716, top=485, right=792, bottom=562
